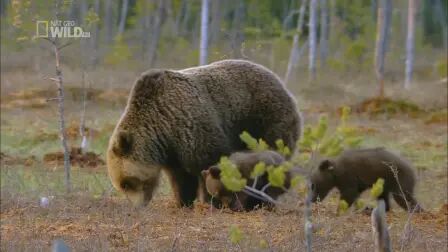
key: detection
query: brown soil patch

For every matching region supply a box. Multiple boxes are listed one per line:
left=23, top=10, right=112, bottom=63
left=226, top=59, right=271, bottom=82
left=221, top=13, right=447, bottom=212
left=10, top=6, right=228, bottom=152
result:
left=424, top=109, right=447, bottom=125
left=96, top=88, right=129, bottom=105
left=65, top=121, right=99, bottom=140
left=1, top=87, right=128, bottom=110
left=43, top=147, right=105, bottom=168
left=0, top=152, right=37, bottom=166
left=352, top=97, right=423, bottom=116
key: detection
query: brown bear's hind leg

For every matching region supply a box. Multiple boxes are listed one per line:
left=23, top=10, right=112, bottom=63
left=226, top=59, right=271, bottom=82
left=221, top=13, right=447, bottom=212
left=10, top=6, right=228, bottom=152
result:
left=165, top=169, right=199, bottom=207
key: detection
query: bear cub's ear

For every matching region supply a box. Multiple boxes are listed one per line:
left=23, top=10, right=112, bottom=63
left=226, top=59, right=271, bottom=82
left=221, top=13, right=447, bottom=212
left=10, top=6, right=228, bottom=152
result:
left=209, top=166, right=221, bottom=179
left=201, top=170, right=209, bottom=179
left=318, top=159, right=335, bottom=172
left=113, top=131, right=134, bottom=156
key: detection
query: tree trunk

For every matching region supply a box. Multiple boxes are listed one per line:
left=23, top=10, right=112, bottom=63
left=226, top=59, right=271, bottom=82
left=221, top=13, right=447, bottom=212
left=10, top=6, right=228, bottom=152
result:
left=199, top=0, right=210, bottom=65
left=319, top=0, right=329, bottom=68
left=174, top=0, right=187, bottom=36
left=435, top=0, right=448, bottom=50
left=90, top=0, right=101, bottom=66
left=231, top=0, right=245, bottom=58
left=374, top=0, right=392, bottom=98
left=210, top=0, right=222, bottom=44
left=104, top=0, right=114, bottom=44
left=404, top=0, right=416, bottom=90
left=141, top=1, right=152, bottom=61
left=118, top=0, right=129, bottom=35
left=147, top=0, right=166, bottom=67
left=308, top=0, right=318, bottom=83
left=284, top=0, right=308, bottom=84
left=52, top=39, right=71, bottom=193
left=50, top=0, right=71, bottom=193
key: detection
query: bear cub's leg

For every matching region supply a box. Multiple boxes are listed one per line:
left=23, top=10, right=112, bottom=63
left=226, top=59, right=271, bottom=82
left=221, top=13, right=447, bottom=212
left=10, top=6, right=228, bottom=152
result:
left=392, top=191, right=424, bottom=212
left=339, top=187, right=360, bottom=207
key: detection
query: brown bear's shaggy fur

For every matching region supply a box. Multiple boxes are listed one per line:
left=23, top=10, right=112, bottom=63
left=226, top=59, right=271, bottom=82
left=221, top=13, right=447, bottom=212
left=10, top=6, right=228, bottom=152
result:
left=310, top=147, right=423, bottom=212
left=201, top=150, right=291, bottom=211
left=107, top=60, right=302, bottom=207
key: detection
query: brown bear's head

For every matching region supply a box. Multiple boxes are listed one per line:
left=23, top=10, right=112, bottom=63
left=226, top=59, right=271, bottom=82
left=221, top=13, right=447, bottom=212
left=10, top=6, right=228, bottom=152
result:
left=310, top=159, right=337, bottom=202
left=107, top=130, right=162, bottom=207
left=201, top=166, right=234, bottom=208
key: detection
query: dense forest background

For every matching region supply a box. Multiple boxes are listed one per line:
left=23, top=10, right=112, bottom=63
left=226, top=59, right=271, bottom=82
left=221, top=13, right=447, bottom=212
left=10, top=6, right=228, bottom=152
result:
left=1, top=0, right=447, bottom=84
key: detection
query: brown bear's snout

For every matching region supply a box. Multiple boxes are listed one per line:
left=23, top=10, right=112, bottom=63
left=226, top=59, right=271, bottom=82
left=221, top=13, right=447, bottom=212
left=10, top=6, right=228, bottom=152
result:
left=120, top=176, right=158, bottom=207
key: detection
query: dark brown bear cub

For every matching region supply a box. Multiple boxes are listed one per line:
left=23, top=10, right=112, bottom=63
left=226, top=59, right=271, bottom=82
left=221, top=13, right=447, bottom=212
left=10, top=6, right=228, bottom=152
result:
left=310, top=147, right=423, bottom=212
left=201, top=150, right=291, bottom=211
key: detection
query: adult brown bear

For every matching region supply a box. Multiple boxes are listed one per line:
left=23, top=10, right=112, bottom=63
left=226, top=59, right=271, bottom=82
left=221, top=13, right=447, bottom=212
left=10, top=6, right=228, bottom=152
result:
left=107, top=60, right=302, bottom=207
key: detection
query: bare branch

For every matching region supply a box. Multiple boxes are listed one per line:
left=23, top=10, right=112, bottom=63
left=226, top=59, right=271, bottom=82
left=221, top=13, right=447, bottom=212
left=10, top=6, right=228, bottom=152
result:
left=304, top=181, right=313, bottom=252
left=46, top=97, right=62, bottom=102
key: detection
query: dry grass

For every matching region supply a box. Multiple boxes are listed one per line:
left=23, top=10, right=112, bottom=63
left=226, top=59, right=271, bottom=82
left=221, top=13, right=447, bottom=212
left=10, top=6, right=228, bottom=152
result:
left=0, top=65, right=447, bottom=251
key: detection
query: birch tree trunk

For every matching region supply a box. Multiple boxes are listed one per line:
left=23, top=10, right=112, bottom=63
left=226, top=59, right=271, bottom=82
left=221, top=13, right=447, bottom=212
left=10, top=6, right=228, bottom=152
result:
left=374, top=0, right=392, bottom=98
left=404, top=0, right=416, bottom=90
left=284, top=0, right=308, bottom=84
left=319, top=0, right=329, bottom=68
left=118, top=0, right=129, bottom=35
left=199, top=0, right=210, bottom=65
left=308, top=0, right=318, bottom=83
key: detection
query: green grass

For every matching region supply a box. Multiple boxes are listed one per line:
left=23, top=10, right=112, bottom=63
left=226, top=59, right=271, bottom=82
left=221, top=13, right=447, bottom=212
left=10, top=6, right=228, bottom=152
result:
left=1, top=165, right=114, bottom=198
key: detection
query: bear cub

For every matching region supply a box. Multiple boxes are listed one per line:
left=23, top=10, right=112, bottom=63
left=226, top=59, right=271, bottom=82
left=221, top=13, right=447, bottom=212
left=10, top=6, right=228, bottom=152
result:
left=201, top=150, right=291, bottom=211
left=310, top=147, right=423, bottom=212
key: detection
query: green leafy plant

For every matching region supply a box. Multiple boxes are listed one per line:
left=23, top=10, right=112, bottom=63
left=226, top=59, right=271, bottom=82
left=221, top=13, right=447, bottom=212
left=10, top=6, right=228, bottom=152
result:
left=240, top=131, right=269, bottom=151
left=370, top=178, right=385, bottom=198
left=229, top=225, right=244, bottom=244
left=267, top=165, right=287, bottom=188
left=338, top=199, right=349, bottom=214
left=250, top=161, right=266, bottom=179
left=218, top=157, right=247, bottom=192
left=298, top=106, right=364, bottom=159
left=275, top=139, right=291, bottom=157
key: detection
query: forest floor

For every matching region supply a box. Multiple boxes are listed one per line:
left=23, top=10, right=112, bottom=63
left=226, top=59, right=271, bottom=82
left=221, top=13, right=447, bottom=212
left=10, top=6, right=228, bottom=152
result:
left=1, top=69, right=447, bottom=251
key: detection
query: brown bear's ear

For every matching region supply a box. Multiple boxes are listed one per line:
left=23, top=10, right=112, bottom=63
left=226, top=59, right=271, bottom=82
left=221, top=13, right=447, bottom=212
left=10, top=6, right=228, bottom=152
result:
left=318, top=160, right=334, bottom=172
left=113, top=131, right=133, bottom=156
left=133, top=70, right=167, bottom=97
left=209, top=166, right=221, bottom=179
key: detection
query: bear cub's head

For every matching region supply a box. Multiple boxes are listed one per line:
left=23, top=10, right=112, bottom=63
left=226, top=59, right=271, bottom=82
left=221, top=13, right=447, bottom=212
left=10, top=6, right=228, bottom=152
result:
left=200, top=166, right=235, bottom=208
left=310, top=159, right=338, bottom=202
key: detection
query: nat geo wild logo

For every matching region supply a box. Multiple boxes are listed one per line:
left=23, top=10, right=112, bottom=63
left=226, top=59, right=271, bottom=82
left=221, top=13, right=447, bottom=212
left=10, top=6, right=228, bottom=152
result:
left=36, top=20, right=90, bottom=38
